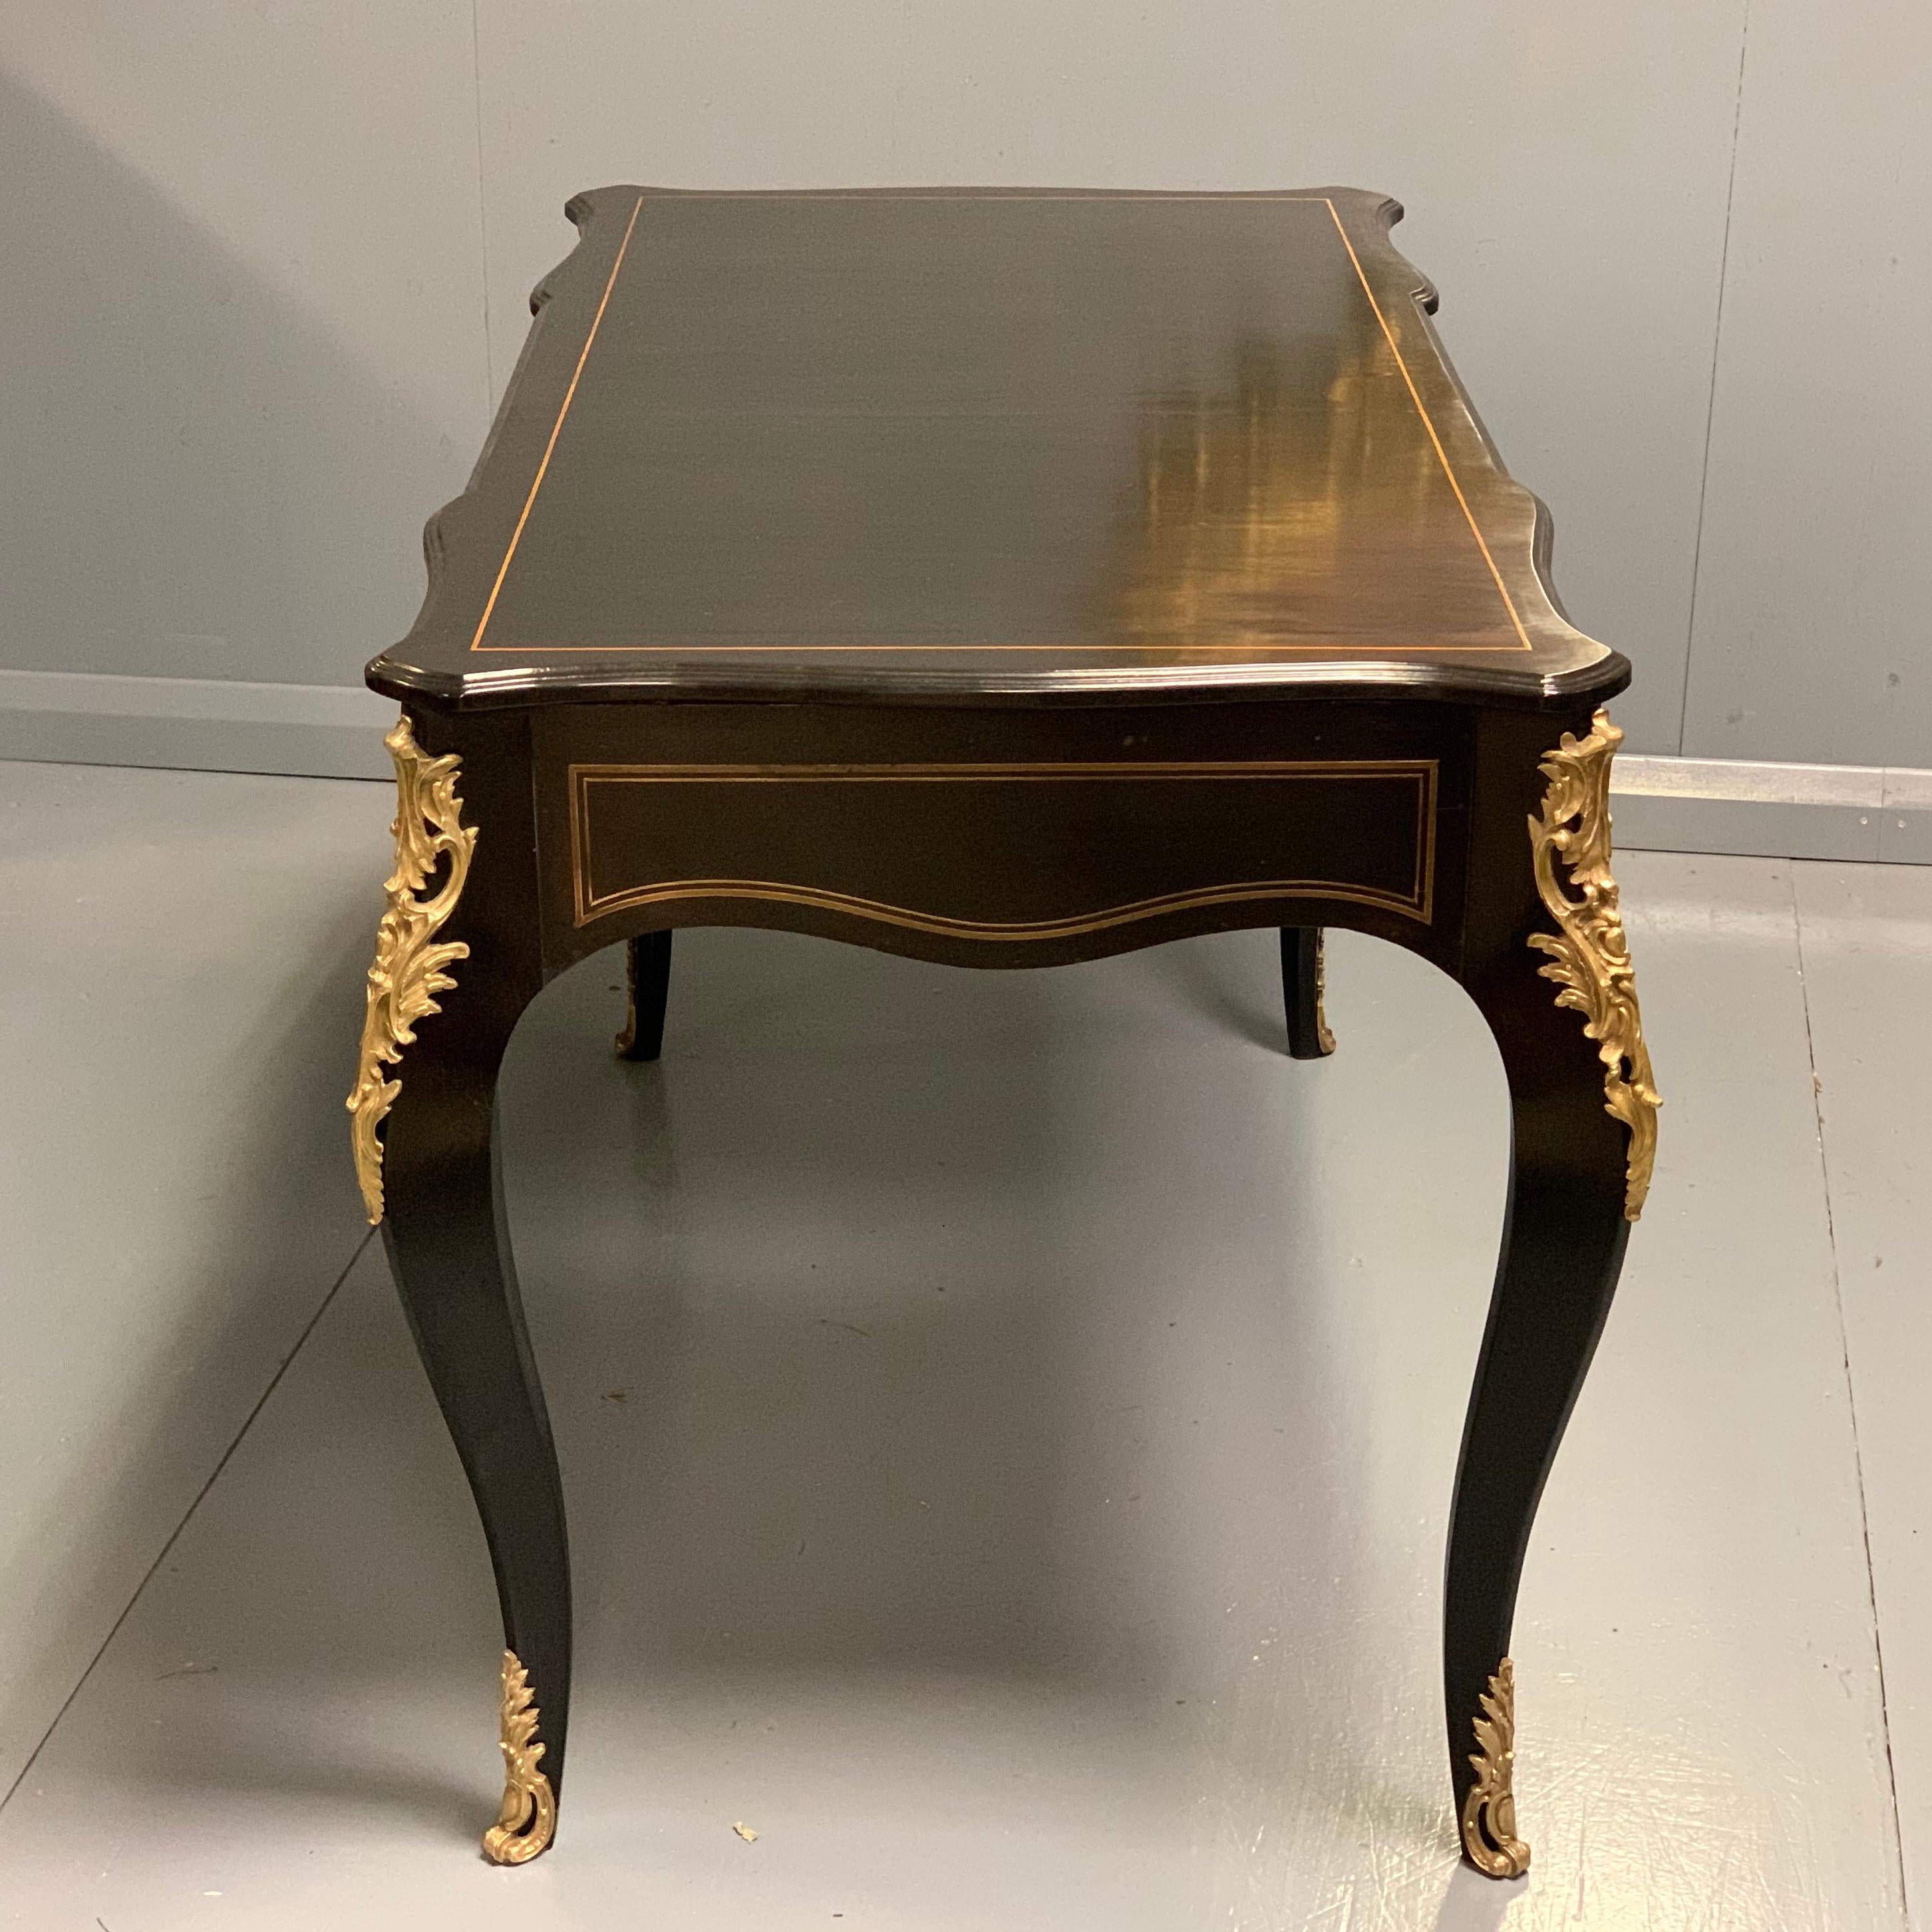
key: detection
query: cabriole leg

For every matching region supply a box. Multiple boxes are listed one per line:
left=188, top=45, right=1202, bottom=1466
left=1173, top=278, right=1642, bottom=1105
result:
left=616, top=929, right=673, bottom=1062
left=1279, top=925, right=1335, bottom=1058
left=347, top=713, right=569, bottom=1865
left=1444, top=710, right=1658, bottom=1877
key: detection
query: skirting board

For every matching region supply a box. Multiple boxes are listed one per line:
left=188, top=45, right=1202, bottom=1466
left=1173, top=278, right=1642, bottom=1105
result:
left=0, top=669, right=1927, bottom=862
left=0, top=669, right=396, bottom=781
left=1612, top=754, right=1932, bottom=864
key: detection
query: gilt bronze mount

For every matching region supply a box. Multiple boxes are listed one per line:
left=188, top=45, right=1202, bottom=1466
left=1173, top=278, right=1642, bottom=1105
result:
left=347, top=715, right=477, bottom=1224
left=483, top=1650, right=558, bottom=1865
left=1460, top=1659, right=1530, bottom=1879
left=1528, top=709, right=1661, bottom=1219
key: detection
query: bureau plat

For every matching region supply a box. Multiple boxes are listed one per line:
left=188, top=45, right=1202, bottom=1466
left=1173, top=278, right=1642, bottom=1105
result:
left=348, top=186, right=1658, bottom=1881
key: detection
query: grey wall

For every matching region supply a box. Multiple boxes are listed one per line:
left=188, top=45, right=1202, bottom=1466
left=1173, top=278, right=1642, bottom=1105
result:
left=1681, top=0, right=1932, bottom=767
left=0, top=1, right=1921, bottom=766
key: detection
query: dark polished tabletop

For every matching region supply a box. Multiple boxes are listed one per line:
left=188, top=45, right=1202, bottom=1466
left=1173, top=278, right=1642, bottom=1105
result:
left=372, top=188, right=1624, bottom=711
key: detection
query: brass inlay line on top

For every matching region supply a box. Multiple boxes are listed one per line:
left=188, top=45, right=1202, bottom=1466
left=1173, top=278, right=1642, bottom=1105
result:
left=1319, top=202, right=1531, bottom=653
left=482, top=640, right=1516, bottom=655
left=468, top=196, right=1530, bottom=657
left=566, top=757, right=1436, bottom=931
left=468, top=192, right=646, bottom=652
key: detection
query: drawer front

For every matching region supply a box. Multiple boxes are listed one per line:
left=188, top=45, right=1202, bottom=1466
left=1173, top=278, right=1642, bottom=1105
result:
left=560, top=754, right=1436, bottom=942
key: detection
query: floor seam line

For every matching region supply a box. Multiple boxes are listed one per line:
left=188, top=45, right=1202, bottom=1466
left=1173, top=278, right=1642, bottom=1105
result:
left=1793, top=865, right=1913, bottom=1929
left=0, top=1228, right=376, bottom=1816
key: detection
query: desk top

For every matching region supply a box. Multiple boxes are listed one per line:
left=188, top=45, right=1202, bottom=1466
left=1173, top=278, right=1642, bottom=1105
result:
left=371, top=188, right=1627, bottom=713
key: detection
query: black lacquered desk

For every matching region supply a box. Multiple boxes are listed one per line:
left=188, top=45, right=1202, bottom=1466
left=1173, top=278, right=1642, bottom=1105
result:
left=349, top=187, right=1658, bottom=1877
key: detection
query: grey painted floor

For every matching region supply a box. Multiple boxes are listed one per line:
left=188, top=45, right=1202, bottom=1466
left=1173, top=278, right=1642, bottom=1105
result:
left=1, top=760, right=1928, bottom=1927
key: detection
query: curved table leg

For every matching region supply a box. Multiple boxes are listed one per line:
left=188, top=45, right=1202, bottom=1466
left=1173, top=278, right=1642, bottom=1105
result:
left=382, top=1084, right=571, bottom=1864
left=348, top=714, right=569, bottom=1865
left=1444, top=710, right=1658, bottom=1877
left=617, top=930, right=673, bottom=1062
left=1279, top=926, right=1335, bottom=1058
left=1441, top=1045, right=1629, bottom=1877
